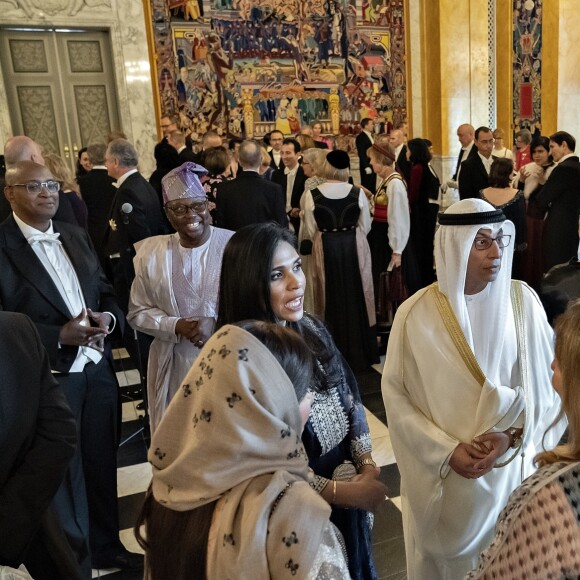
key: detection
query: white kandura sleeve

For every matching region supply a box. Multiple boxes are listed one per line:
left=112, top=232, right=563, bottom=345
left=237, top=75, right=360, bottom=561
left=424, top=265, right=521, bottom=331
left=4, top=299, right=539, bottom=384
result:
left=387, top=179, right=410, bottom=254
left=357, top=189, right=372, bottom=234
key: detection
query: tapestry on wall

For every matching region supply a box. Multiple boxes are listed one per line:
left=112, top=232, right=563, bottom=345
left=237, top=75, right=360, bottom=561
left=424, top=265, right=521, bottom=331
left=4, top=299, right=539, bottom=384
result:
left=150, top=0, right=407, bottom=144
left=513, top=0, right=542, bottom=136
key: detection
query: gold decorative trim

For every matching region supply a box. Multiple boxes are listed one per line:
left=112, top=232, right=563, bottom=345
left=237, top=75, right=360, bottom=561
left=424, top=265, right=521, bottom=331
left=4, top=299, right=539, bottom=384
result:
left=430, top=284, right=486, bottom=387
left=510, top=279, right=530, bottom=479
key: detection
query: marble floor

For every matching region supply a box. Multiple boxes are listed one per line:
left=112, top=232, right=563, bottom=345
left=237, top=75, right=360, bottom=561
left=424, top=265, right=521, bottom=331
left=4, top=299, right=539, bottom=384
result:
left=92, top=349, right=406, bottom=579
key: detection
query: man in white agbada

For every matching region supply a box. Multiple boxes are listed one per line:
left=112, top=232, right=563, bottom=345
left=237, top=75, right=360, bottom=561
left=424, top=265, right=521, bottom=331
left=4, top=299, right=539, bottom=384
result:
left=128, top=162, right=233, bottom=431
left=381, top=198, right=565, bottom=579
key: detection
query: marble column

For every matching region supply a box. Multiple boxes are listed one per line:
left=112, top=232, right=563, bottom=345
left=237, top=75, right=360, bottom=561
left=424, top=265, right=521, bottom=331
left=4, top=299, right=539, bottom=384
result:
left=416, top=0, right=490, bottom=182
left=556, top=0, right=580, bottom=138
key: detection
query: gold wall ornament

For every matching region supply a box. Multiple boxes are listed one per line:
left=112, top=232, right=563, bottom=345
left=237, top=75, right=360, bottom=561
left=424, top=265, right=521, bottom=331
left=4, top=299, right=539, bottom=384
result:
left=329, top=88, right=340, bottom=136
left=242, top=88, right=254, bottom=139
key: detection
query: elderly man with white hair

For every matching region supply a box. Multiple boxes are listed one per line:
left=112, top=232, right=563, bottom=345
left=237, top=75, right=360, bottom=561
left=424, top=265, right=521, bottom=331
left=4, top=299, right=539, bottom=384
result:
left=382, top=198, right=565, bottom=579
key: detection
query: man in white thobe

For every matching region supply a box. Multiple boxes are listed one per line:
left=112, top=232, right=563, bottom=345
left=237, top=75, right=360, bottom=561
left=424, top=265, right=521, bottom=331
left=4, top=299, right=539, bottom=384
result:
left=382, top=198, right=565, bottom=579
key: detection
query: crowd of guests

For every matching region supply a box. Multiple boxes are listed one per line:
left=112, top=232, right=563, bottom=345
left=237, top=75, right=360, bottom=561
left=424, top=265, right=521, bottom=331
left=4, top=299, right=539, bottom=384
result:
left=1, top=115, right=580, bottom=580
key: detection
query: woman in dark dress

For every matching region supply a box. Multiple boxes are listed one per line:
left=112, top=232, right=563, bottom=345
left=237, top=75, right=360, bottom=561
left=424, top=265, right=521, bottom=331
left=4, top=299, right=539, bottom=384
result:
left=300, top=149, right=378, bottom=372
left=217, top=223, right=386, bottom=580
left=406, top=138, right=436, bottom=288
left=479, top=158, right=527, bottom=278
left=516, top=136, right=555, bottom=287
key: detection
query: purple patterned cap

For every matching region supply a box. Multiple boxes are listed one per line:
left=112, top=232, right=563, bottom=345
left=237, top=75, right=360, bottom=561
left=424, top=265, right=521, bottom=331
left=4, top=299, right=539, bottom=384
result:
left=162, top=162, right=208, bottom=203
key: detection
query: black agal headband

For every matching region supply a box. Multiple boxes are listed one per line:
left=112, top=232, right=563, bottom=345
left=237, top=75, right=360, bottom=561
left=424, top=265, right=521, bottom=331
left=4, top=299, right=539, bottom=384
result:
left=437, top=209, right=506, bottom=226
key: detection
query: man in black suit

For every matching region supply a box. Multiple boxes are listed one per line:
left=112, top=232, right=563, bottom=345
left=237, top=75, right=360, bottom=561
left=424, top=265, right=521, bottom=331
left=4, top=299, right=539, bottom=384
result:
left=1, top=161, right=143, bottom=575
left=78, top=143, right=117, bottom=268
left=216, top=140, right=287, bottom=231
left=271, top=138, right=307, bottom=234
left=458, top=126, right=495, bottom=200
left=104, top=138, right=167, bottom=313
left=355, top=118, right=376, bottom=193
left=389, top=127, right=412, bottom=183
left=448, top=123, right=477, bottom=188
left=0, top=311, right=79, bottom=579
left=268, top=130, right=285, bottom=171
left=533, top=131, right=580, bottom=272
left=168, top=130, right=196, bottom=164
left=1, top=136, right=78, bottom=225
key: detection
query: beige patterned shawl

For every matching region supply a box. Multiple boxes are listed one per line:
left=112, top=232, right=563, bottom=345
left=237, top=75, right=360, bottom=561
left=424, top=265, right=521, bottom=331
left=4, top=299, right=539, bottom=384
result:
left=150, top=325, right=331, bottom=579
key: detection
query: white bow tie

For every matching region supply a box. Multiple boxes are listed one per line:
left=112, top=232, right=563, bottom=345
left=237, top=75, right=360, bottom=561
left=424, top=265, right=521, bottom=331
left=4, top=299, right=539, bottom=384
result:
left=28, top=232, right=61, bottom=245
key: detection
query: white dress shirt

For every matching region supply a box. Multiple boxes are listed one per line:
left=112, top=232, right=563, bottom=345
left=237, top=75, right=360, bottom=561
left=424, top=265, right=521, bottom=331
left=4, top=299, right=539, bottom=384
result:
left=284, top=164, right=299, bottom=213
left=479, top=152, right=494, bottom=174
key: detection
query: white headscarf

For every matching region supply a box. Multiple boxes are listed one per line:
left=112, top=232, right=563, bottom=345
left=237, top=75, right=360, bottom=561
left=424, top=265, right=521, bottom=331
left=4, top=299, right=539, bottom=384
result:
left=150, top=325, right=330, bottom=579
left=435, top=199, right=515, bottom=382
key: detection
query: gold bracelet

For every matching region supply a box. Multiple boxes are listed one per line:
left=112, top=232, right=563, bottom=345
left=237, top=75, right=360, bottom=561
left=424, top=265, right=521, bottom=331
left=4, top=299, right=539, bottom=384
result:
left=331, top=480, right=337, bottom=504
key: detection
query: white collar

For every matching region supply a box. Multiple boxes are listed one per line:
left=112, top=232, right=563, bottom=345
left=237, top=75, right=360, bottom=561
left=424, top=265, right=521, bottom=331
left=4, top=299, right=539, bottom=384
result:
left=557, top=153, right=575, bottom=164
left=478, top=152, right=493, bottom=165
left=177, top=146, right=187, bottom=154
left=115, top=168, right=139, bottom=188
left=92, top=165, right=107, bottom=170
left=284, top=164, right=299, bottom=176
left=13, top=212, right=54, bottom=239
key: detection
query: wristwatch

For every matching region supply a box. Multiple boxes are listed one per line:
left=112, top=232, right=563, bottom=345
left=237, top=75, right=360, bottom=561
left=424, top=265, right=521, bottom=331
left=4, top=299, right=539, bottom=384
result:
left=507, top=427, right=523, bottom=449
left=355, top=458, right=377, bottom=471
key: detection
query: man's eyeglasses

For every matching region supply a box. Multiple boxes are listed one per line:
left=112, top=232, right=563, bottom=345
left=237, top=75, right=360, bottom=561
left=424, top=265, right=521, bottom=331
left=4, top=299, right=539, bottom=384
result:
left=11, top=180, right=61, bottom=194
left=473, top=235, right=511, bottom=251
left=164, top=201, right=207, bottom=216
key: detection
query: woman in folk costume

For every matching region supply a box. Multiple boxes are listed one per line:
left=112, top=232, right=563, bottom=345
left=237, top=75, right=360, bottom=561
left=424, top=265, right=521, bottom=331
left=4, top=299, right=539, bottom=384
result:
left=382, top=198, right=565, bottom=579
left=127, top=162, right=233, bottom=431
left=136, top=322, right=350, bottom=579
left=300, top=149, right=377, bottom=371
left=468, top=299, right=580, bottom=578
left=366, top=143, right=411, bottom=305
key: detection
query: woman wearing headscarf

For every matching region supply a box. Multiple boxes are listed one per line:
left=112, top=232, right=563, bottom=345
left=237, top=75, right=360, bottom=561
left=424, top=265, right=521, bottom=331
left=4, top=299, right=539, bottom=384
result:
left=217, top=223, right=386, bottom=580
left=127, top=162, right=233, bottom=431
left=300, top=149, right=377, bottom=371
left=137, top=322, right=350, bottom=579
left=468, top=300, right=580, bottom=579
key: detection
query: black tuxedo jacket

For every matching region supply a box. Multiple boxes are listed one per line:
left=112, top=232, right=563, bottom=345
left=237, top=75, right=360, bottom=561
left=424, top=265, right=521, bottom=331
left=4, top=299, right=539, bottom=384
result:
left=78, top=168, right=116, bottom=251
left=215, top=171, right=287, bottom=231
left=0, top=311, right=76, bottom=568
left=452, top=144, right=478, bottom=181
left=458, top=153, right=494, bottom=200
left=534, top=156, right=580, bottom=270
left=178, top=147, right=197, bottom=164
left=0, top=216, right=123, bottom=373
left=272, top=166, right=307, bottom=232
left=105, top=171, right=167, bottom=258
left=269, top=150, right=284, bottom=171
left=355, top=131, right=376, bottom=192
